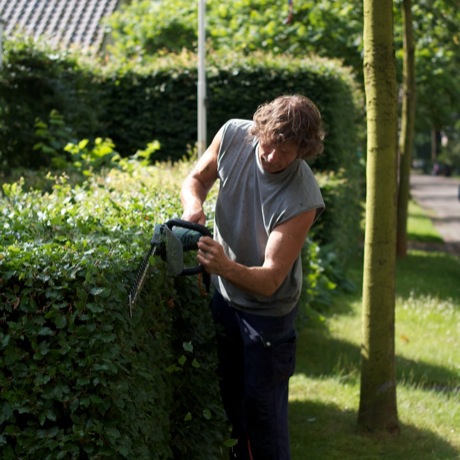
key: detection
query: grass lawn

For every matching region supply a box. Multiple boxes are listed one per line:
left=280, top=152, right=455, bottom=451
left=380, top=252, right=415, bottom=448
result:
left=289, top=201, right=460, bottom=459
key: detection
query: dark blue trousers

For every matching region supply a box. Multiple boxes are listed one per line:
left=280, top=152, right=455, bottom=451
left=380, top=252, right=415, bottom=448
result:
left=211, top=291, right=297, bottom=460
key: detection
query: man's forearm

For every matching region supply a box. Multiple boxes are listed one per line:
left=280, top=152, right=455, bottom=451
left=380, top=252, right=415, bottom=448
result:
left=181, top=177, right=208, bottom=224
left=197, top=237, right=286, bottom=297
left=219, top=260, right=283, bottom=298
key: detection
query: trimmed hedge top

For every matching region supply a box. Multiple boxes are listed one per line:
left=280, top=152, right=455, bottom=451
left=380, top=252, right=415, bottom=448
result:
left=0, top=166, right=225, bottom=459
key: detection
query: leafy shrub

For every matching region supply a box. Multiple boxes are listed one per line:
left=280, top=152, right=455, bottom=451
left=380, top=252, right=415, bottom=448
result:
left=33, top=110, right=77, bottom=169
left=0, top=38, right=362, bottom=175
left=0, top=166, right=225, bottom=459
left=0, top=38, right=102, bottom=171
left=313, top=166, right=365, bottom=268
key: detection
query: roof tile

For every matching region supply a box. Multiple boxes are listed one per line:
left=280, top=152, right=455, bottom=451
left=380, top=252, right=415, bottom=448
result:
left=0, top=0, right=121, bottom=52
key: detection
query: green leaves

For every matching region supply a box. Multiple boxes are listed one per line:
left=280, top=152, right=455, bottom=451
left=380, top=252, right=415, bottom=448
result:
left=0, top=167, right=225, bottom=458
left=1, top=31, right=360, bottom=168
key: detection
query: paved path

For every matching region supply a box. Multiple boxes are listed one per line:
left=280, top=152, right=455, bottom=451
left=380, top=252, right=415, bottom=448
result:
left=410, top=173, right=460, bottom=258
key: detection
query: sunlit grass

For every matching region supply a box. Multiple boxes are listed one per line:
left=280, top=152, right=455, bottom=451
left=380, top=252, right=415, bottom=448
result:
left=407, top=200, right=444, bottom=243
left=289, top=201, right=460, bottom=459
left=396, top=294, right=459, bottom=377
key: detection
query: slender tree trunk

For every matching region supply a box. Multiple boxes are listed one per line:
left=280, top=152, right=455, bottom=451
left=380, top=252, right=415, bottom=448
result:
left=431, top=129, right=436, bottom=161
left=431, top=129, right=442, bottom=161
left=396, top=0, right=416, bottom=257
left=358, top=0, right=400, bottom=434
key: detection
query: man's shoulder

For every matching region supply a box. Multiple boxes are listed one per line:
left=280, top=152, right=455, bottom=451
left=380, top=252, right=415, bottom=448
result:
left=220, top=119, right=254, bottom=147
left=218, top=119, right=255, bottom=167
left=223, top=119, right=253, bottom=134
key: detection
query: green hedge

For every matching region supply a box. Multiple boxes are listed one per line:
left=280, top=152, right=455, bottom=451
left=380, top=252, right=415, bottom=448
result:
left=0, top=40, right=102, bottom=170
left=0, top=169, right=226, bottom=459
left=313, top=166, right=365, bottom=271
left=0, top=39, right=362, bottom=173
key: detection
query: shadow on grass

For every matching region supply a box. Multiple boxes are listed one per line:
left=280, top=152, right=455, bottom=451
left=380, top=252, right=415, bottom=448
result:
left=295, top=327, right=459, bottom=396
left=289, top=399, right=459, bottom=460
left=289, top=249, right=459, bottom=458
left=407, top=231, right=445, bottom=243
left=291, top=329, right=459, bottom=459
left=297, top=250, right=460, bottom=391
left=396, top=251, right=460, bottom=302
left=342, top=247, right=460, bottom=303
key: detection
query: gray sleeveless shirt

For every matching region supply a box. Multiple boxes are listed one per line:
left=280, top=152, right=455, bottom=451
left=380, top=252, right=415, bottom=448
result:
left=213, top=119, right=325, bottom=316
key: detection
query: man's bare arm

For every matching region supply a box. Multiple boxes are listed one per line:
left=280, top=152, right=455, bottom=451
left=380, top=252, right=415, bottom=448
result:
left=196, top=209, right=316, bottom=297
left=181, top=129, right=222, bottom=225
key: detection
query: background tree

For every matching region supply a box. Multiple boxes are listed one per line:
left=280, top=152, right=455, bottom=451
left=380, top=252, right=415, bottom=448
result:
left=107, top=0, right=197, bottom=59
left=106, top=0, right=363, bottom=67
left=106, top=0, right=459, bottom=168
left=358, top=0, right=400, bottom=433
left=409, top=0, right=460, bottom=165
left=396, top=0, right=416, bottom=257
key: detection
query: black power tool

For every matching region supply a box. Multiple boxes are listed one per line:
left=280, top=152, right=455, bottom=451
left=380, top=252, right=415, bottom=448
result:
left=128, top=218, right=212, bottom=316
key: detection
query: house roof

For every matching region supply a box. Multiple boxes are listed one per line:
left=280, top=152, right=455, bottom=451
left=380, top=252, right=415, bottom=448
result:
left=0, top=0, right=121, bottom=52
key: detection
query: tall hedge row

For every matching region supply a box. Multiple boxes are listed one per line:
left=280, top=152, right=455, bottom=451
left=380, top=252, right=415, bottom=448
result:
left=0, top=39, right=362, bottom=173
left=0, top=168, right=226, bottom=459
left=0, top=42, right=102, bottom=170
left=0, top=162, right=347, bottom=458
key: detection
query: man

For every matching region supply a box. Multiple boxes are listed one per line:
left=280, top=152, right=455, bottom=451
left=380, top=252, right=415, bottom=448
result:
left=181, top=94, right=325, bottom=459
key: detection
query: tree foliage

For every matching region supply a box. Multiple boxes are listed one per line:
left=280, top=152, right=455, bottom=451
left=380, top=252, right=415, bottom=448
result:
left=406, top=0, right=460, bottom=133
left=106, top=0, right=459, bottom=168
left=107, top=0, right=363, bottom=69
left=107, top=0, right=197, bottom=59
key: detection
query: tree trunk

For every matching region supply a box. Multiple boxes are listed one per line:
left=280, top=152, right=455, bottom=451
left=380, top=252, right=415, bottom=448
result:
left=431, top=129, right=442, bottom=161
left=396, top=0, right=416, bottom=257
left=358, top=0, right=400, bottom=434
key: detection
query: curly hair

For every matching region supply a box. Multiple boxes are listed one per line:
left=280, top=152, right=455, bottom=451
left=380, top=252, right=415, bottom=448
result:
left=250, top=95, right=325, bottom=161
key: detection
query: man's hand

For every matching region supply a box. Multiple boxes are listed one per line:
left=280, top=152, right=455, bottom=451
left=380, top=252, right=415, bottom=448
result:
left=181, top=207, right=207, bottom=226
left=196, top=236, right=229, bottom=274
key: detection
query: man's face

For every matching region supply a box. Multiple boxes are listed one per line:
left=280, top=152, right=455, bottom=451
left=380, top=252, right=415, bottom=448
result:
left=258, top=141, right=298, bottom=174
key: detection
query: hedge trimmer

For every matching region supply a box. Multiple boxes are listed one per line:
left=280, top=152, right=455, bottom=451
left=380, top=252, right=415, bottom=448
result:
left=128, top=218, right=212, bottom=317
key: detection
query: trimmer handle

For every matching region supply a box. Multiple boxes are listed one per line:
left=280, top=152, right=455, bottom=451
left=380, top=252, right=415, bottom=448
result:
left=165, top=218, right=212, bottom=276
